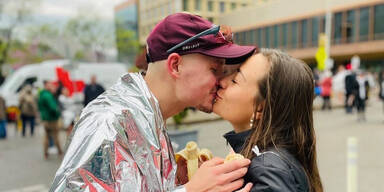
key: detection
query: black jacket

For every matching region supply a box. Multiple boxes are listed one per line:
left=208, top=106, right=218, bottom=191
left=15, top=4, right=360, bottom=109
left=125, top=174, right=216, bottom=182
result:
left=224, top=130, right=310, bottom=192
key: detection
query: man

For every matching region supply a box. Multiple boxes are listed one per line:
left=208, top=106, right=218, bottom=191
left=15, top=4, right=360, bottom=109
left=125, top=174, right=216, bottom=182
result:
left=83, top=75, right=105, bottom=107
left=38, top=81, right=63, bottom=159
left=0, top=95, right=6, bottom=139
left=50, top=13, right=256, bottom=192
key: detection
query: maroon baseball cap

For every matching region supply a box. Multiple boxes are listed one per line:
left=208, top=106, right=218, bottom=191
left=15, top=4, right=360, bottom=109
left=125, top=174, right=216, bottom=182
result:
left=146, top=13, right=257, bottom=64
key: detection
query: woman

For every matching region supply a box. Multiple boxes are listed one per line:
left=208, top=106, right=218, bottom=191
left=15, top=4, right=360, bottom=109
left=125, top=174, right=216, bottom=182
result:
left=19, top=85, right=38, bottom=137
left=214, top=49, right=323, bottom=192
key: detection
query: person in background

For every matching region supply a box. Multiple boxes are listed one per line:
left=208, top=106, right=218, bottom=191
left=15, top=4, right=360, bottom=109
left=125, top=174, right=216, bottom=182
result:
left=38, top=81, right=63, bottom=159
left=378, top=70, right=384, bottom=120
left=356, top=71, right=368, bottom=122
left=345, top=67, right=358, bottom=114
left=320, top=70, right=332, bottom=110
left=0, top=95, right=6, bottom=139
left=58, top=87, right=77, bottom=136
left=83, top=75, right=105, bottom=107
left=19, top=85, right=38, bottom=137
left=332, top=65, right=347, bottom=106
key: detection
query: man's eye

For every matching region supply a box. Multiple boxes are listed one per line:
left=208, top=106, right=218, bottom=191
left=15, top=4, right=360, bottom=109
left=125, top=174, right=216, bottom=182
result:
left=211, top=68, right=217, bottom=73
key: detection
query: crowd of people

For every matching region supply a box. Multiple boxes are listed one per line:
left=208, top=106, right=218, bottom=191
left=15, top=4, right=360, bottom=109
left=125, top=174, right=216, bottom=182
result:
left=0, top=76, right=105, bottom=159
left=315, top=64, right=384, bottom=122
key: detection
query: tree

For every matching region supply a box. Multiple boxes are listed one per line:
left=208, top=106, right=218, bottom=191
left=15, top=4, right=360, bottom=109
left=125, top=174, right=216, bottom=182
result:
left=63, top=14, right=115, bottom=62
left=115, top=28, right=140, bottom=64
left=0, top=0, right=41, bottom=65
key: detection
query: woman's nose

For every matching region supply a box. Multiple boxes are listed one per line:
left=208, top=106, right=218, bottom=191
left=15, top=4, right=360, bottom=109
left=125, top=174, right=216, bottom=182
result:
left=219, top=76, right=229, bottom=89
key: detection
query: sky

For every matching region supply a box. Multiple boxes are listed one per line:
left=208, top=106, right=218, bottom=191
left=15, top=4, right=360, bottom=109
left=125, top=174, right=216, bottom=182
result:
left=39, top=0, right=126, bottom=20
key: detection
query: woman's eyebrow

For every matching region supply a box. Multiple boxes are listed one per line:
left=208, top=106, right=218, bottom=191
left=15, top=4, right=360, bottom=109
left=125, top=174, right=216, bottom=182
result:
left=238, top=68, right=247, bottom=81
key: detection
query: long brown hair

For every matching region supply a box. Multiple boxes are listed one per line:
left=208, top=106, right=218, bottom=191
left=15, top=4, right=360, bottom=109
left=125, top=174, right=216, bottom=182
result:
left=241, top=49, right=323, bottom=192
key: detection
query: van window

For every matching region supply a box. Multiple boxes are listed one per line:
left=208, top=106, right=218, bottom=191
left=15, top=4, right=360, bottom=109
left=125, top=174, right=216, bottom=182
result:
left=16, top=77, right=37, bottom=93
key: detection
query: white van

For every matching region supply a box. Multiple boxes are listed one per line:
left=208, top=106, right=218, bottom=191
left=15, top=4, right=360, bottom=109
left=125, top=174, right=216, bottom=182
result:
left=0, top=60, right=128, bottom=107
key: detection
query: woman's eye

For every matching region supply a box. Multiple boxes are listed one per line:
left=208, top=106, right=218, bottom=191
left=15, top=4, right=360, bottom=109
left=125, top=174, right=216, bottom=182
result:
left=231, top=79, right=237, bottom=84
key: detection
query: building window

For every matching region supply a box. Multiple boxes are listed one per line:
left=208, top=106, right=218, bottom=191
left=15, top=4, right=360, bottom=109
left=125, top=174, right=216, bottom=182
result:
left=301, top=19, right=308, bottom=48
left=257, top=28, right=263, bottom=47
left=265, top=27, right=270, bottom=48
left=220, top=2, right=225, bottom=13
left=238, top=32, right=245, bottom=45
left=207, top=17, right=214, bottom=23
left=245, top=30, right=255, bottom=45
left=359, top=7, right=370, bottom=41
left=231, top=3, right=236, bottom=10
left=195, top=0, right=201, bottom=11
left=183, top=0, right=189, bottom=11
left=234, top=33, right=239, bottom=43
left=282, top=23, right=288, bottom=48
left=312, top=17, right=320, bottom=47
left=291, top=21, right=298, bottom=49
left=250, top=29, right=256, bottom=45
left=333, top=12, right=342, bottom=44
left=208, top=1, right=213, bottom=11
left=273, top=25, right=279, bottom=48
left=374, top=4, right=384, bottom=40
left=346, top=10, right=356, bottom=43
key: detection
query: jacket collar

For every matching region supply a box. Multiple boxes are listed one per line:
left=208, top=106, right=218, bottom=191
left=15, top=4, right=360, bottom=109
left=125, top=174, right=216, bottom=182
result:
left=223, top=129, right=252, bottom=153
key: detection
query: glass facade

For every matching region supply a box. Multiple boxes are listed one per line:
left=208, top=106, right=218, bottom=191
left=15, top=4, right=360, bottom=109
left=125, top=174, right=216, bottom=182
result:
left=231, top=3, right=236, bottom=10
left=265, top=27, right=271, bottom=48
left=220, top=2, right=225, bottom=13
left=195, top=0, right=201, bottom=11
left=257, top=28, right=263, bottom=47
left=282, top=23, right=288, bottom=48
left=312, top=17, right=319, bottom=47
left=334, top=12, right=342, bottom=44
left=301, top=19, right=308, bottom=48
left=374, top=4, right=384, bottom=40
left=233, top=3, right=383, bottom=50
left=273, top=25, right=279, bottom=48
left=207, top=1, right=213, bottom=11
left=346, top=10, right=356, bottom=43
left=183, top=0, right=189, bottom=11
left=359, top=7, right=370, bottom=41
left=291, top=21, right=298, bottom=48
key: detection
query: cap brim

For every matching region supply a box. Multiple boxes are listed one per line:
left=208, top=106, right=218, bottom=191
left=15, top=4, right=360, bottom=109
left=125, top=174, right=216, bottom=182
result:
left=201, top=44, right=257, bottom=64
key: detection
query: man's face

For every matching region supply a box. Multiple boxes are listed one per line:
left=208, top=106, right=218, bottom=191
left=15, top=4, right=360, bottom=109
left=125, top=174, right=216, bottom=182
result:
left=176, top=54, right=224, bottom=113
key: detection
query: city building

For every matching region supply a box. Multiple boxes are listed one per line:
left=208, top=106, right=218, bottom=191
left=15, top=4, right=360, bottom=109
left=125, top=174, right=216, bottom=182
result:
left=138, top=0, right=253, bottom=44
left=219, top=0, right=384, bottom=70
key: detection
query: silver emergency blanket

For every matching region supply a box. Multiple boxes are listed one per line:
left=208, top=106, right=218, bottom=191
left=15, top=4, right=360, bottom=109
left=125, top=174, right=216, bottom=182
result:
left=50, top=73, right=178, bottom=191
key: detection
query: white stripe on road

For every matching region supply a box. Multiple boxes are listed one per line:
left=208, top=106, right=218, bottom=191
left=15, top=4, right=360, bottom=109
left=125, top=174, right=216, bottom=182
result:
left=2, top=184, right=48, bottom=192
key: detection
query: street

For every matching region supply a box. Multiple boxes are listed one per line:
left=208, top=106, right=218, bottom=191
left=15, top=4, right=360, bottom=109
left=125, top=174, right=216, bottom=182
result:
left=0, top=99, right=383, bottom=192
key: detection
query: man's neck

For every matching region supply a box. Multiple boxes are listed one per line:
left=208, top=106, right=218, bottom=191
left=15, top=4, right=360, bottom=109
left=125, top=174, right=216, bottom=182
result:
left=144, top=73, right=185, bottom=120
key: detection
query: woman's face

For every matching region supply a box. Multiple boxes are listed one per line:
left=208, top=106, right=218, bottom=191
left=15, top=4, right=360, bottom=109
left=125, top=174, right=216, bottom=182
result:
left=213, top=54, right=270, bottom=128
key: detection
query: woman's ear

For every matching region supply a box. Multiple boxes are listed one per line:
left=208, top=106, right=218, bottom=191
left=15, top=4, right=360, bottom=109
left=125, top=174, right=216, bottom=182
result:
left=167, top=53, right=182, bottom=78
left=255, top=101, right=265, bottom=120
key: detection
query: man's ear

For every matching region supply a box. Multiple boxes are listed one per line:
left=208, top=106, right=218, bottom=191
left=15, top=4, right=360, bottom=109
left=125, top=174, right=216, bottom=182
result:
left=255, top=101, right=265, bottom=120
left=167, top=53, right=182, bottom=78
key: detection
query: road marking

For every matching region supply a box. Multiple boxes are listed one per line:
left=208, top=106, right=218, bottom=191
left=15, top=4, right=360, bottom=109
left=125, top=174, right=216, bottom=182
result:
left=2, top=184, right=48, bottom=192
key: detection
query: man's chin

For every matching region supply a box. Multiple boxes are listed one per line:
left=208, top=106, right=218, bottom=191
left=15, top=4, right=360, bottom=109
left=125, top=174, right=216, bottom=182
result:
left=196, top=104, right=213, bottom=113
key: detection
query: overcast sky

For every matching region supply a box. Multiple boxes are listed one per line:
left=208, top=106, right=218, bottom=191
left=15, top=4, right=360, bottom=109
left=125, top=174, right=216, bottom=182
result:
left=36, top=0, right=126, bottom=22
